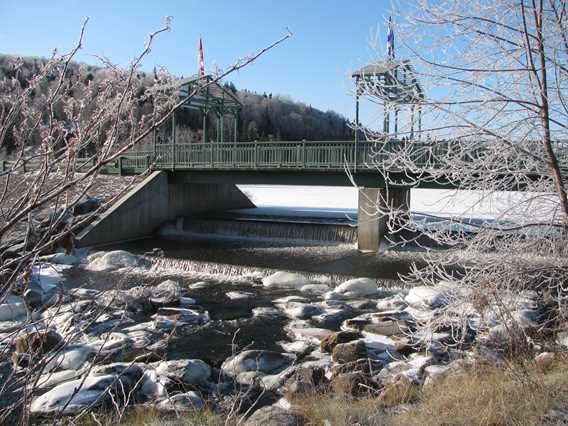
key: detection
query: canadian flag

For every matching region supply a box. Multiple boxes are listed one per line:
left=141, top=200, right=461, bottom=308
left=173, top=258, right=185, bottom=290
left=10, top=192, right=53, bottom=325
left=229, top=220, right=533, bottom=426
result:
left=198, top=37, right=205, bottom=77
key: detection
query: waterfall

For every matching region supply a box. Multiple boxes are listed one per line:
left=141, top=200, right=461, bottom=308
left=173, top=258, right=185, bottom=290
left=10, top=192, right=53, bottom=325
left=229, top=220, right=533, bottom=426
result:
left=146, top=256, right=403, bottom=289
left=168, top=218, right=357, bottom=244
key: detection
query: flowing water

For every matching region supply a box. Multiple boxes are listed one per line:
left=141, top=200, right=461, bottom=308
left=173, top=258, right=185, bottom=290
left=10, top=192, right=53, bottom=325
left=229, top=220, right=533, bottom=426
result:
left=66, top=207, right=427, bottom=364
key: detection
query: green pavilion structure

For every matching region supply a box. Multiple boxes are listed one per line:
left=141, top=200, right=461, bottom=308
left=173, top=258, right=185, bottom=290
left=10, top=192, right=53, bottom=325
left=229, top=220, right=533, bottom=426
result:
left=156, top=75, right=242, bottom=147
left=352, top=59, right=424, bottom=140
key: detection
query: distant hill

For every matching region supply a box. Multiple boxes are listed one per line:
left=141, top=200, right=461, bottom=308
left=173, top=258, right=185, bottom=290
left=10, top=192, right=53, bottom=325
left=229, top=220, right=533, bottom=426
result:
left=0, top=53, right=353, bottom=149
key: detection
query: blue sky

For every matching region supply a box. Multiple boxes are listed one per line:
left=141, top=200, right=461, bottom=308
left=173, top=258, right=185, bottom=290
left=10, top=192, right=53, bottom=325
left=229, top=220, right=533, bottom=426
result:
left=0, top=0, right=395, bottom=122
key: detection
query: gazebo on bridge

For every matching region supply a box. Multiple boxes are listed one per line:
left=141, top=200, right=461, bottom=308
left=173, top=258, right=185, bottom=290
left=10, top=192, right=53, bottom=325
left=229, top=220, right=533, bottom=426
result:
left=352, top=59, right=424, bottom=141
left=156, top=75, right=242, bottom=147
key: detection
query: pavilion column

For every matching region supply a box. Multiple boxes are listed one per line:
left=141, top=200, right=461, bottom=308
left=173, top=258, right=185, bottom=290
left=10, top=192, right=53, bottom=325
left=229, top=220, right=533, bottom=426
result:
left=358, top=186, right=411, bottom=252
left=354, top=93, right=360, bottom=170
left=202, top=110, right=208, bottom=144
left=171, top=111, right=176, bottom=170
left=394, top=106, right=399, bottom=138
left=383, top=101, right=390, bottom=136
left=410, top=105, right=415, bottom=140
left=418, top=106, right=422, bottom=140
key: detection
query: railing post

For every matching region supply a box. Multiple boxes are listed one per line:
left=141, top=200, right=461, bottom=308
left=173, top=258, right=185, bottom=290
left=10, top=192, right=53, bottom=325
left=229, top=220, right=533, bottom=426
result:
left=146, top=155, right=151, bottom=170
left=210, top=143, right=214, bottom=168
left=153, top=127, right=157, bottom=159
left=354, top=140, right=358, bottom=172
left=254, top=141, right=258, bottom=168
left=0, top=160, right=5, bottom=172
left=22, top=160, right=26, bottom=173
left=302, top=140, right=307, bottom=168
left=172, top=111, right=176, bottom=171
left=118, top=156, right=123, bottom=176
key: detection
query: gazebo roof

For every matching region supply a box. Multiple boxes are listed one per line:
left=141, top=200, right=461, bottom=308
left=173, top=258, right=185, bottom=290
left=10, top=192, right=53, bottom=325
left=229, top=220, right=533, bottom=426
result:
left=178, top=75, right=242, bottom=113
left=352, top=59, right=423, bottom=103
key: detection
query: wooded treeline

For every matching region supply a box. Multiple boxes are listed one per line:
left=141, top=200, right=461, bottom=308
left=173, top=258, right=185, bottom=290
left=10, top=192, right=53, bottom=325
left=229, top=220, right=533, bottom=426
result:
left=0, top=53, right=353, bottom=155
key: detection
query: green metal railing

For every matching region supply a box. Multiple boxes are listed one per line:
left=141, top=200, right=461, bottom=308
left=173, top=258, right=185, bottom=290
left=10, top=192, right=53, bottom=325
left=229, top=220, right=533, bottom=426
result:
left=153, top=140, right=376, bottom=170
left=2, top=139, right=568, bottom=176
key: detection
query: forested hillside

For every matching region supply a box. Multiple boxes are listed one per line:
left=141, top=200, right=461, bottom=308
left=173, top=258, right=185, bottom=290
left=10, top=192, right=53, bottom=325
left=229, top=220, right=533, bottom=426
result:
left=0, top=53, right=352, bottom=151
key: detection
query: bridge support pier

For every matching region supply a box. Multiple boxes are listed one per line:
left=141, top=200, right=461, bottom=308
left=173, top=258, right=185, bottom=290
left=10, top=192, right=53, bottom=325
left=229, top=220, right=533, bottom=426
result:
left=357, top=187, right=410, bottom=252
left=76, top=171, right=255, bottom=247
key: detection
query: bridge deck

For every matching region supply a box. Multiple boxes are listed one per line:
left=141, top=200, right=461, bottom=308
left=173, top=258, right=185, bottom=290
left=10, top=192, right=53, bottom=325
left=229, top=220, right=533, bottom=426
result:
left=2, top=139, right=566, bottom=188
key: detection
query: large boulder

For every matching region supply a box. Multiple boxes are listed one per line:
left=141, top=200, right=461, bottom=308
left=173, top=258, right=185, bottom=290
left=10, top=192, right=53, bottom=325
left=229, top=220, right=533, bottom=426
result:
left=37, top=369, right=83, bottom=391
left=153, top=307, right=210, bottom=330
left=325, top=278, right=378, bottom=300
left=150, top=280, right=182, bottom=306
left=300, top=284, right=329, bottom=295
left=154, top=359, right=212, bottom=386
left=262, top=272, right=309, bottom=288
left=320, top=331, right=361, bottom=353
left=30, top=364, right=143, bottom=415
left=86, top=250, right=139, bottom=272
left=283, top=366, right=327, bottom=398
left=280, top=303, right=324, bottom=320
left=222, top=350, right=296, bottom=376
left=286, top=324, right=334, bottom=344
left=362, top=319, right=408, bottom=337
left=226, top=291, right=255, bottom=300
left=0, top=295, right=27, bottom=321
left=44, top=345, right=96, bottom=372
left=405, top=283, right=455, bottom=310
left=140, top=369, right=170, bottom=399
left=31, top=375, right=116, bottom=415
left=98, top=287, right=152, bottom=312
left=331, top=340, right=367, bottom=364
left=311, top=305, right=354, bottom=326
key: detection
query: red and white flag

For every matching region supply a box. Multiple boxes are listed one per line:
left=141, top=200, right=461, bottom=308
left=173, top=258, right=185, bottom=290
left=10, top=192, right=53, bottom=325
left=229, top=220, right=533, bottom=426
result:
left=198, top=37, right=205, bottom=77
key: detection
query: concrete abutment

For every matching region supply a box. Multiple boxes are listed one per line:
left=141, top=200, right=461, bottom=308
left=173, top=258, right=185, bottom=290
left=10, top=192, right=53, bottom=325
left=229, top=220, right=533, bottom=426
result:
left=76, top=171, right=255, bottom=247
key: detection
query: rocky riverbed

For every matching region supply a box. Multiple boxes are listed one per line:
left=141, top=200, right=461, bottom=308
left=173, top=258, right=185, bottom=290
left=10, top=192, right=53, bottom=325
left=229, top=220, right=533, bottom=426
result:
left=0, top=249, right=560, bottom=424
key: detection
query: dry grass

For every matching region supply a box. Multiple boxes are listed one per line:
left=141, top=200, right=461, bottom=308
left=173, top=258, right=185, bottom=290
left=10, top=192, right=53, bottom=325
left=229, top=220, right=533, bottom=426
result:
left=393, top=359, right=568, bottom=426
left=70, top=357, right=568, bottom=426
left=291, top=357, right=568, bottom=426
left=83, top=406, right=225, bottom=426
left=292, top=395, right=391, bottom=426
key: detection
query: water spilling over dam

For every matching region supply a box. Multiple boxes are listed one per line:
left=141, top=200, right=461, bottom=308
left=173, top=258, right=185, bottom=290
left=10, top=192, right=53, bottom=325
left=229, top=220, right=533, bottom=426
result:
left=102, top=207, right=427, bottom=281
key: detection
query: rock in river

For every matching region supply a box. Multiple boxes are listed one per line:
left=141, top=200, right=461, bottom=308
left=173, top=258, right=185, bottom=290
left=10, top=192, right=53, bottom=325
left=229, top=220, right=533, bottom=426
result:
left=86, top=250, right=139, bottom=272
left=150, top=280, right=182, bottom=306
left=262, top=271, right=309, bottom=288
left=0, top=295, right=27, bottom=322
left=320, top=331, right=361, bottom=353
left=153, top=307, right=209, bottom=330
left=331, top=340, right=367, bottom=364
left=31, top=364, right=143, bottom=415
left=154, top=359, right=212, bottom=386
left=405, top=283, right=455, bottom=310
left=222, top=350, right=296, bottom=376
left=325, top=278, right=378, bottom=300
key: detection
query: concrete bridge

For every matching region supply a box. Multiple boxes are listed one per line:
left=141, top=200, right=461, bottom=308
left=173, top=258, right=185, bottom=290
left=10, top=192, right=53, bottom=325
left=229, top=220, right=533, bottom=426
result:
left=69, top=138, right=565, bottom=252
left=73, top=139, right=424, bottom=252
